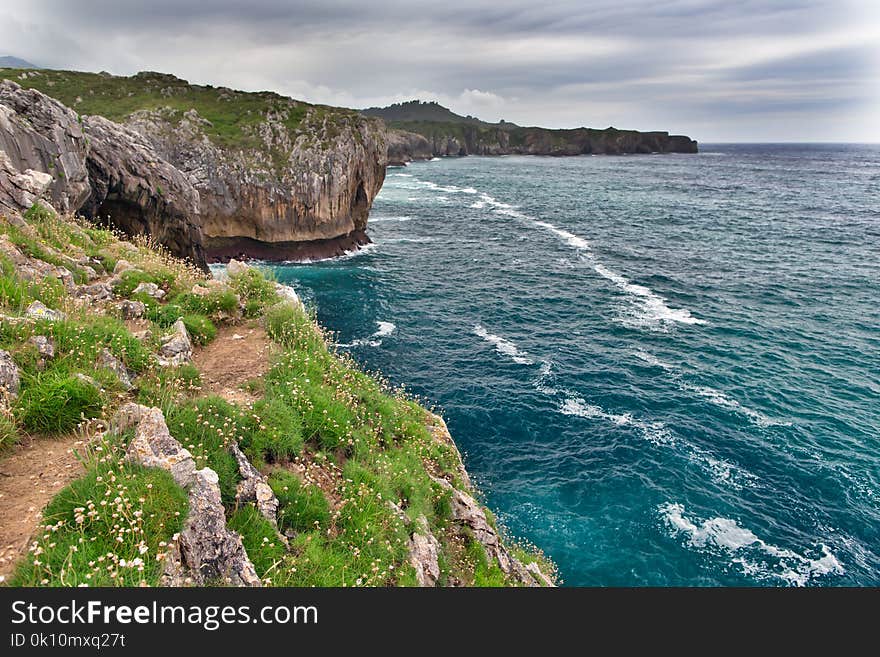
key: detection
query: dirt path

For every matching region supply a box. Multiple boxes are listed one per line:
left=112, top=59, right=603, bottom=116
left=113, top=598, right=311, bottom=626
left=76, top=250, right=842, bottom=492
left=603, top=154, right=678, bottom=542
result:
left=0, top=434, right=85, bottom=580
left=192, top=321, right=276, bottom=406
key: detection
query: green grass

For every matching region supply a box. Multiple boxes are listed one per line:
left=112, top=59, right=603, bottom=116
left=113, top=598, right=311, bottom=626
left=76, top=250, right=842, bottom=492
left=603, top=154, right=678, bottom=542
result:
left=0, top=412, right=18, bottom=451
left=229, top=267, right=280, bottom=318
left=15, top=371, right=104, bottom=434
left=269, top=470, right=330, bottom=534
left=227, top=504, right=286, bottom=581
left=181, top=313, right=216, bottom=346
left=9, top=431, right=189, bottom=586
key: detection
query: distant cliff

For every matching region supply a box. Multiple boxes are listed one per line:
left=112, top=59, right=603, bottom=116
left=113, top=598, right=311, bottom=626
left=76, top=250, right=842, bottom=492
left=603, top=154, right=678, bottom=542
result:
left=2, top=69, right=387, bottom=262
left=363, top=100, right=697, bottom=163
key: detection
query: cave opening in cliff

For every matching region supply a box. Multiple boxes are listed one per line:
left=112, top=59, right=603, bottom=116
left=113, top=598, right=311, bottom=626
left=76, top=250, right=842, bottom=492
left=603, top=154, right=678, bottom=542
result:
left=351, top=181, right=369, bottom=225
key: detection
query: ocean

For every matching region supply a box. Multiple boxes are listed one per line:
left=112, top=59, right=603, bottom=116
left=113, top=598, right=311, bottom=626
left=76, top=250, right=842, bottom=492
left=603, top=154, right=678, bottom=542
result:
left=270, top=144, right=880, bottom=586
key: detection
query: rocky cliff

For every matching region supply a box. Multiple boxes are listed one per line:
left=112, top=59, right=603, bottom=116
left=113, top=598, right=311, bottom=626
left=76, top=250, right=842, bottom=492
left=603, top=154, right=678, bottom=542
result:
left=0, top=78, right=208, bottom=269
left=363, top=100, right=698, bottom=161
left=2, top=69, right=388, bottom=263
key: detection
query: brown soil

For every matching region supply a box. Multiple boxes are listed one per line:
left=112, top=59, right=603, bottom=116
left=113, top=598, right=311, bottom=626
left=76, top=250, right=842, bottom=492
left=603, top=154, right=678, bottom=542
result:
left=191, top=321, right=276, bottom=406
left=0, top=434, right=86, bottom=580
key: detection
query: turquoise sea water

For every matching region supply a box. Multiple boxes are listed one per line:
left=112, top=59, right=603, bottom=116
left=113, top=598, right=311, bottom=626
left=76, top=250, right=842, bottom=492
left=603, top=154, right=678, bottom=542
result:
left=271, top=144, right=880, bottom=586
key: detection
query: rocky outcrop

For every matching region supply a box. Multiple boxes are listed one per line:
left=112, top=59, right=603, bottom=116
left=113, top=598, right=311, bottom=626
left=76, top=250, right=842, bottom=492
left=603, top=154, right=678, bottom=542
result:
left=118, top=404, right=261, bottom=587
left=407, top=515, right=441, bottom=587
left=157, top=319, right=193, bottom=367
left=0, top=81, right=208, bottom=270
left=126, top=101, right=387, bottom=261
left=0, top=80, right=90, bottom=213
left=0, top=350, right=20, bottom=402
left=79, top=115, right=207, bottom=270
left=386, top=129, right=434, bottom=166
left=231, top=443, right=279, bottom=526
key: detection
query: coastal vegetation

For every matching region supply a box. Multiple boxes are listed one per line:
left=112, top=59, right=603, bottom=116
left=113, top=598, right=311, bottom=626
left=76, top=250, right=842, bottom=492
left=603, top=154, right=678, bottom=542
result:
left=0, top=204, right=556, bottom=587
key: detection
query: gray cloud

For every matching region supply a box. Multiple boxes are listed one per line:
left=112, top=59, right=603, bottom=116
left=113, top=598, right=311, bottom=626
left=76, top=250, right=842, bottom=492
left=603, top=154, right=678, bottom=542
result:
left=1, top=0, right=877, bottom=141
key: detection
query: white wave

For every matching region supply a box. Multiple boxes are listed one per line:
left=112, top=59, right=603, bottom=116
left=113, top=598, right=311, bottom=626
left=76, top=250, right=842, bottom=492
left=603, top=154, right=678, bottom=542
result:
left=533, top=360, right=557, bottom=394
left=413, top=180, right=477, bottom=194
left=632, top=350, right=676, bottom=371
left=389, top=173, right=414, bottom=177
left=473, top=325, right=533, bottom=365
left=374, top=321, right=396, bottom=338
left=370, top=215, right=412, bottom=223
left=593, top=263, right=706, bottom=329
left=683, top=384, right=791, bottom=428
left=533, top=220, right=591, bottom=250
left=429, top=157, right=442, bottom=161
left=337, top=320, right=396, bottom=349
left=559, top=396, right=674, bottom=446
left=659, top=503, right=843, bottom=586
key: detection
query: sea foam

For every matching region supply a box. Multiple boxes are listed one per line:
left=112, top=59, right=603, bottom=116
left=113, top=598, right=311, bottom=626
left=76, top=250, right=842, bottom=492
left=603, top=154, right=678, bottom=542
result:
left=473, top=325, right=534, bottom=365
left=659, top=502, right=843, bottom=586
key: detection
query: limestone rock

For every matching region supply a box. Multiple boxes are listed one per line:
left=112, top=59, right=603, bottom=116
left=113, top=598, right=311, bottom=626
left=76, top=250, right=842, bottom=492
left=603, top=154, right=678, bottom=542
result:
left=0, top=80, right=91, bottom=214
left=76, top=281, right=114, bottom=301
left=126, top=103, right=386, bottom=260
left=0, top=349, right=20, bottom=401
left=225, top=258, right=250, bottom=277
left=386, top=129, right=434, bottom=165
left=408, top=515, right=441, bottom=587
left=157, top=319, right=192, bottom=366
left=126, top=406, right=196, bottom=487
left=430, top=474, right=553, bottom=587
left=230, top=443, right=279, bottom=525
left=111, top=402, right=152, bottom=434
left=74, top=373, right=100, bottom=388
left=99, top=348, right=133, bottom=390
left=116, top=299, right=146, bottom=319
left=0, top=235, right=75, bottom=292
left=132, top=281, right=165, bottom=300
left=28, top=335, right=54, bottom=369
left=79, top=114, right=207, bottom=271
left=274, top=282, right=303, bottom=309
left=113, top=260, right=135, bottom=275
left=190, top=283, right=211, bottom=296
left=25, top=300, right=64, bottom=321
left=161, top=468, right=262, bottom=587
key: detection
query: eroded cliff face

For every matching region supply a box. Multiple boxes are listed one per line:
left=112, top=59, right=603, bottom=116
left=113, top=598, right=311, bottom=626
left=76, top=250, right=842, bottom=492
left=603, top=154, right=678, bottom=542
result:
left=386, top=124, right=698, bottom=161
left=126, top=106, right=387, bottom=260
left=0, top=80, right=90, bottom=214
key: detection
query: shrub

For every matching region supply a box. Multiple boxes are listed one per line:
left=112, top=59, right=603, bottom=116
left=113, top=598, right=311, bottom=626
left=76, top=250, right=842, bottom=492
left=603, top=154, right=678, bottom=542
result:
left=181, top=314, right=217, bottom=345
left=145, top=302, right=184, bottom=328
left=15, top=372, right=104, bottom=434
left=175, top=288, right=239, bottom=319
left=269, top=470, right=330, bottom=533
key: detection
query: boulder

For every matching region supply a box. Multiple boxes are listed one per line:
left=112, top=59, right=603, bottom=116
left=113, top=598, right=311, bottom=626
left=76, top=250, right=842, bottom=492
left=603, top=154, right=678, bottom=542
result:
left=28, top=335, right=55, bottom=369
left=161, top=468, right=262, bottom=587
left=125, top=406, right=196, bottom=487
left=99, top=348, right=133, bottom=390
left=226, top=258, right=250, bottom=277
left=132, top=281, right=164, bottom=300
left=0, top=349, right=20, bottom=401
left=116, top=299, right=146, bottom=319
left=190, top=283, right=211, bottom=297
left=157, top=319, right=192, bottom=366
left=0, top=80, right=91, bottom=214
left=408, top=515, right=441, bottom=587
left=25, top=300, right=64, bottom=321
left=230, top=443, right=279, bottom=525
left=274, top=283, right=303, bottom=309
left=113, top=259, right=135, bottom=275
left=76, top=281, right=114, bottom=301
left=111, top=401, right=152, bottom=434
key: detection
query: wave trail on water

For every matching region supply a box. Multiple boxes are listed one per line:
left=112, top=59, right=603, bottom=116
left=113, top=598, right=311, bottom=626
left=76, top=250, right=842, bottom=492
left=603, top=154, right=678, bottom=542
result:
left=336, top=320, right=396, bottom=348
left=473, top=324, right=534, bottom=365
left=659, top=502, right=843, bottom=586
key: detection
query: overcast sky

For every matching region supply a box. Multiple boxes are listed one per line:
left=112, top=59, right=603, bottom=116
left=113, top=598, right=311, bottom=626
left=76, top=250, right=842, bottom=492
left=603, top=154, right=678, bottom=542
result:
left=1, top=0, right=878, bottom=141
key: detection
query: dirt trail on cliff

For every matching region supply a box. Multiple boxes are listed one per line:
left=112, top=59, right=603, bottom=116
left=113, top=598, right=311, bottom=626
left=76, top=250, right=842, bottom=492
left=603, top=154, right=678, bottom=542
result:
left=192, top=322, right=276, bottom=406
left=0, top=434, right=85, bottom=580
